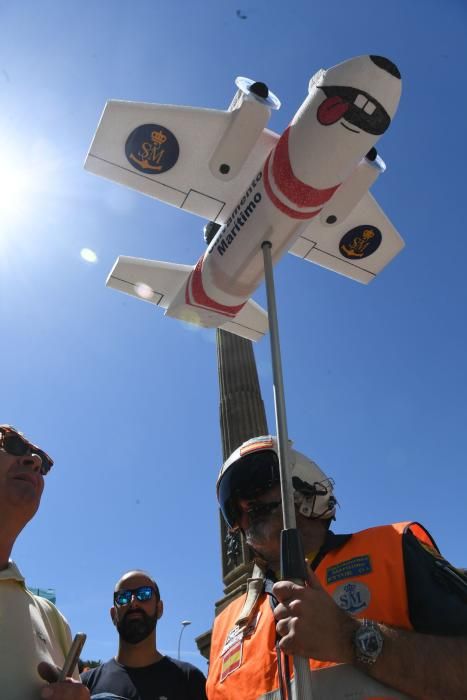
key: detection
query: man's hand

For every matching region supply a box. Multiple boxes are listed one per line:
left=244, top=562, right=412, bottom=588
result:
left=272, top=569, right=358, bottom=662
left=38, top=662, right=90, bottom=699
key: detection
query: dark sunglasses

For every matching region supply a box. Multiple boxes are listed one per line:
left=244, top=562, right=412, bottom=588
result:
left=114, top=586, right=158, bottom=607
left=0, top=426, right=53, bottom=476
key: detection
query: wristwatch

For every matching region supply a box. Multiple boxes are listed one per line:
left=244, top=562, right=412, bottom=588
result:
left=353, top=619, right=384, bottom=665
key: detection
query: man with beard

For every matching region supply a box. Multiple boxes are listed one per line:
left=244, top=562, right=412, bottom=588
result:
left=0, top=424, right=89, bottom=700
left=207, top=435, right=467, bottom=700
left=81, top=570, right=207, bottom=700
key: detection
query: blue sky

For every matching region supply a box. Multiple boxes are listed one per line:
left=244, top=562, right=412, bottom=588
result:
left=1, top=0, right=466, bottom=673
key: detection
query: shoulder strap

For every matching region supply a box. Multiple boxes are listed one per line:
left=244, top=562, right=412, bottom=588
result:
left=236, top=564, right=266, bottom=626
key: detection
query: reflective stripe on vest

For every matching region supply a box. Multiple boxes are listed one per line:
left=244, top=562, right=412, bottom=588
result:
left=258, top=669, right=409, bottom=700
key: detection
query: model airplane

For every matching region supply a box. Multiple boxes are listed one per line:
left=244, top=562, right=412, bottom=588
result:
left=85, top=55, right=403, bottom=341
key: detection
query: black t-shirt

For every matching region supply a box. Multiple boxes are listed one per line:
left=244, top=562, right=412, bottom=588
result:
left=81, top=656, right=207, bottom=700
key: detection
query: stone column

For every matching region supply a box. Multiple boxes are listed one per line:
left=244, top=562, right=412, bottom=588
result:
left=195, top=329, right=268, bottom=660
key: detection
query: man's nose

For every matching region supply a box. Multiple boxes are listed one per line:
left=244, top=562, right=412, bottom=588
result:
left=21, top=453, right=42, bottom=472
left=237, top=497, right=251, bottom=511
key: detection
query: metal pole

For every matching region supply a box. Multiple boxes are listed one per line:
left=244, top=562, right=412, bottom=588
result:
left=177, top=620, right=191, bottom=660
left=262, top=241, right=314, bottom=700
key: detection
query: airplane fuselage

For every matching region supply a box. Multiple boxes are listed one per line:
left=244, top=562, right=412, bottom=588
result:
left=167, top=55, right=401, bottom=328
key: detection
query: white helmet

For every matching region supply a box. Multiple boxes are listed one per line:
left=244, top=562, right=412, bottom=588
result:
left=217, top=435, right=336, bottom=530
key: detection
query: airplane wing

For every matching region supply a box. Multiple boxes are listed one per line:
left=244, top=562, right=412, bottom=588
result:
left=220, top=299, right=268, bottom=342
left=85, top=100, right=279, bottom=224
left=106, top=256, right=192, bottom=308
left=288, top=192, right=404, bottom=283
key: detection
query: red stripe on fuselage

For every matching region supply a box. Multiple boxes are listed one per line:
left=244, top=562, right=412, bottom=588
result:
left=263, top=153, right=321, bottom=220
left=186, top=256, right=246, bottom=317
left=272, top=127, right=339, bottom=207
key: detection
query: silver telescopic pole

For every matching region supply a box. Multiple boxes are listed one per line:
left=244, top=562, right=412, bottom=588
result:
left=261, top=241, right=313, bottom=700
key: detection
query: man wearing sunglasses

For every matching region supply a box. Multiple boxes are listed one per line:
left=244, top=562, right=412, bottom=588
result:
left=0, top=424, right=90, bottom=700
left=81, top=570, right=207, bottom=700
left=207, top=435, right=467, bottom=700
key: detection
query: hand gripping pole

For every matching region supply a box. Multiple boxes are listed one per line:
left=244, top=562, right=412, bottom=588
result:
left=261, top=241, right=314, bottom=700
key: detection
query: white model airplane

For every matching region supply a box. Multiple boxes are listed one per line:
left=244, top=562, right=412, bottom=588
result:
left=85, top=55, right=403, bottom=341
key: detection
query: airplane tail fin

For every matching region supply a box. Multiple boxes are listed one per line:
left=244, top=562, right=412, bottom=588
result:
left=165, top=295, right=268, bottom=342
left=219, top=300, right=268, bottom=342
left=106, top=256, right=268, bottom=342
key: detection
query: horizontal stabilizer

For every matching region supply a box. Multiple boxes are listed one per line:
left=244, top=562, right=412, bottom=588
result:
left=220, top=299, right=268, bottom=342
left=106, top=256, right=192, bottom=308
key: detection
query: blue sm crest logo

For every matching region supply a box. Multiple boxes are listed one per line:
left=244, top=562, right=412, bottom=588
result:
left=333, top=581, right=371, bottom=614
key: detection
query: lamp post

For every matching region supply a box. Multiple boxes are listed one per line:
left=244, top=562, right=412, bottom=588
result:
left=177, top=620, right=191, bottom=660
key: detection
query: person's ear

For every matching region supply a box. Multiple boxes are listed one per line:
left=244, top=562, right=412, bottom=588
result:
left=110, top=606, right=117, bottom=626
left=157, top=600, right=163, bottom=620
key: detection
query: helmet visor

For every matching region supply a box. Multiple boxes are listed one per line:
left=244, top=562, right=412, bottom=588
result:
left=218, top=450, right=280, bottom=529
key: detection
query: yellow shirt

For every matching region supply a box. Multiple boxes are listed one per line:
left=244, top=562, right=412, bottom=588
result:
left=0, top=561, right=73, bottom=700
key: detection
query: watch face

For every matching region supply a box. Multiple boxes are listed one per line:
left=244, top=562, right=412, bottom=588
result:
left=361, top=630, right=380, bottom=654
left=355, top=622, right=383, bottom=662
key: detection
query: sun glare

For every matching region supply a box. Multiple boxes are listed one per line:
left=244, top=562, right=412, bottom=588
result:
left=0, top=157, right=35, bottom=226
left=0, top=135, right=63, bottom=236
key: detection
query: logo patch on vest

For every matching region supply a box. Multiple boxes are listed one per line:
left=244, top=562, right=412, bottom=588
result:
left=333, top=581, right=371, bottom=614
left=326, top=555, right=372, bottom=583
left=221, top=625, right=242, bottom=656
left=221, top=612, right=261, bottom=656
left=219, top=612, right=261, bottom=682
left=220, top=639, right=243, bottom=682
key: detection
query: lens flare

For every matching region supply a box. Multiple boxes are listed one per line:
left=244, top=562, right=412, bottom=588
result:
left=80, top=248, right=98, bottom=263
left=135, top=283, right=154, bottom=300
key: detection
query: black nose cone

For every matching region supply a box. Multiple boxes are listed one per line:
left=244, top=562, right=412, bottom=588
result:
left=370, top=56, right=401, bottom=80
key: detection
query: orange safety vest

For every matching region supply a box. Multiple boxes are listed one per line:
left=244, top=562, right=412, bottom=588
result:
left=206, top=522, right=437, bottom=700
